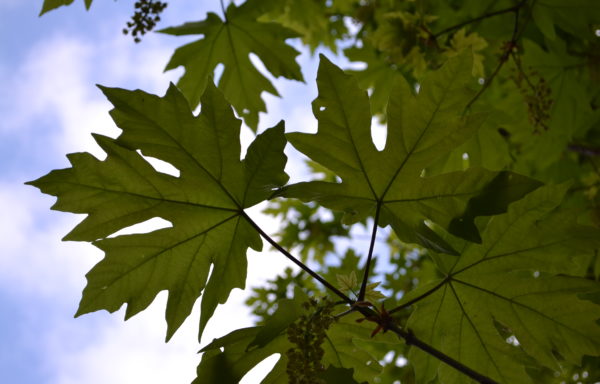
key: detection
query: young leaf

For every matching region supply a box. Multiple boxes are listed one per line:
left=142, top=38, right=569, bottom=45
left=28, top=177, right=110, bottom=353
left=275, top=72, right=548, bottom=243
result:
left=283, top=54, right=541, bottom=253
left=364, top=282, right=386, bottom=303
left=402, top=185, right=600, bottom=383
left=337, top=270, right=358, bottom=292
left=161, top=2, right=304, bottom=130
left=27, top=82, right=289, bottom=341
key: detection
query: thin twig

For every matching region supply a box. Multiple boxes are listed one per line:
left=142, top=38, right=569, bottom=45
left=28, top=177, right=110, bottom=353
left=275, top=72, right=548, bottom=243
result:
left=358, top=202, right=382, bottom=301
left=245, top=210, right=498, bottom=383
left=388, top=277, right=449, bottom=315
left=433, top=2, right=525, bottom=38
left=387, top=324, right=500, bottom=384
left=242, top=211, right=352, bottom=303
left=464, top=1, right=527, bottom=112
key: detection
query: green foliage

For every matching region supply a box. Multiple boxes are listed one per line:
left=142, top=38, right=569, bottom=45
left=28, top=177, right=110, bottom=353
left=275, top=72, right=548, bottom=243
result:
left=404, top=185, right=600, bottom=383
left=34, top=0, right=600, bottom=383
left=283, top=54, right=541, bottom=252
left=28, top=82, right=289, bottom=340
left=39, top=0, right=92, bottom=15
left=160, top=2, right=304, bottom=130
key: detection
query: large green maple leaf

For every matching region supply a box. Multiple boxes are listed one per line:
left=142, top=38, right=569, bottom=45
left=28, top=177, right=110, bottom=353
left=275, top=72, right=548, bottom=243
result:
left=161, top=2, right=304, bottom=130
left=283, top=55, right=542, bottom=252
left=27, top=82, right=289, bottom=340
left=402, top=185, right=600, bottom=384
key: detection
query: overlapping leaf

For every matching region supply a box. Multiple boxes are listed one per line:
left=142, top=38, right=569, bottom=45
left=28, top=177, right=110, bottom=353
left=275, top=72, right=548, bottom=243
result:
left=27, top=82, right=289, bottom=340
left=532, top=0, right=600, bottom=40
left=40, top=0, right=92, bottom=15
left=161, top=2, right=304, bottom=130
left=344, top=44, right=399, bottom=118
left=282, top=55, right=541, bottom=253
left=195, top=295, right=388, bottom=384
left=402, top=185, right=600, bottom=383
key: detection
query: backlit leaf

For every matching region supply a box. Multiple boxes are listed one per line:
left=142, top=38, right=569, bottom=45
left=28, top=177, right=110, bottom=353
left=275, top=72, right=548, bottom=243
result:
left=27, top=82, right=289, bottom=341
left=403, top=185, right=600, bottom=383
left=283, top=55, right=541, bottom=253
left=39, top=0, right=92, bottom=15
left=161, top=2, right=304, bottom=130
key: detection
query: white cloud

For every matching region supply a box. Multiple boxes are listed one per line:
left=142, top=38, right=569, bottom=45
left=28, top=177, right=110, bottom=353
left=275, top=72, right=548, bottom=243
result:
left=3, top=22, right=301, bottom=384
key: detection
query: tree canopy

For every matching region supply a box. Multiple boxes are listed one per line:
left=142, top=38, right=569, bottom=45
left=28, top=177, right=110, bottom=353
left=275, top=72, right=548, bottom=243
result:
left=31, top=0, right=600, bottom=383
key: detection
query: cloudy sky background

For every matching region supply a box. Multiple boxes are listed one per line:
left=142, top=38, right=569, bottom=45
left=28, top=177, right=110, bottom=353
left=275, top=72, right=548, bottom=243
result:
left=0, top=1, right=367, bottom=382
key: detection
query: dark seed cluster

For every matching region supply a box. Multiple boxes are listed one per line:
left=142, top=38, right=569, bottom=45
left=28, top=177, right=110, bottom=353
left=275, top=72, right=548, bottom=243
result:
left=122, top=0, right=168, bottom=43
left=510, top=55, right=553, bottom=132
left=286, top=299, right=336, bottom=384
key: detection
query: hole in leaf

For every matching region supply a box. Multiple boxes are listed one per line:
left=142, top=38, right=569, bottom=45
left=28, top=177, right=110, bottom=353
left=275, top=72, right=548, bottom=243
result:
left=395, top=356, right=408, bottom=367
left=506, top=335, right=520, bottom=346
left=371, top=118, right=387, bottom=151
left=319, top=106, right=326, bottom=111
left=108, top=217, right=172, bottom=238
left=137, top=150, right=180, bottom=177
left=462, top=152, right=470, bottom=169
left=382, top=351, right=394, bottom=363
left=478, top=77, right=485, bottom=85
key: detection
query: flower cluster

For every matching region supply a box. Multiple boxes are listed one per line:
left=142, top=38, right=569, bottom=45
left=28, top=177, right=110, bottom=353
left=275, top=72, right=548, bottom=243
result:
left=510, top=56, right=553, bottom=132
left=286, top=299, right=336, bottom=384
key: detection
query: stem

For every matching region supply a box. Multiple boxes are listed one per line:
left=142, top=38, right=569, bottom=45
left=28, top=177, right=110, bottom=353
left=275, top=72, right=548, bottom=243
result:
left=388, top=277, right=448, bottom=315
left=433, top=1, right=525, bottom=38
left=358, top=202, right=382, bottom=301
left=245, top=210, right=498, bottom=383
left=242, top=211, right=352, bottom=304
left=464, top=1, right=528, bottom=112
left=387, top=324, right=499, bottom=384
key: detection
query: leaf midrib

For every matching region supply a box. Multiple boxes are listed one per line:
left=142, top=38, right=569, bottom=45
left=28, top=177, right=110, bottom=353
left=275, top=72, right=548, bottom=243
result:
left=116, top=97, right=242, bottom=208
left=379, top=75, right=458, bottom=201
left=452, top=278, right=594, bottom=341
left=325, top=71, right=378, bottom=200
left=60, top=180, right=238, bottom=212
left=80, top=213, right=240, bottom=311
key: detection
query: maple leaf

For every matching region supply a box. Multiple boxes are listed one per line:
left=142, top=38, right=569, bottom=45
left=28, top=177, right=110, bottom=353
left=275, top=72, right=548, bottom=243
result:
left=160, top=2, right=304, bottom=130
left=363, top=282, right=387, bottom=303
left=444, top=28, right=488, bottom=78
left=532, top=0, right=600, bottom=40
left=282, top=54, right=542, bottom=253
left=337, top=270, right=358, bottom=292
left=253, top=0, right=345, bottom=52
left=40, top=0, right=92, bottom=15
left=402, top=185, right=600, bottom=383
left=27, top=82, right=289, bottom=340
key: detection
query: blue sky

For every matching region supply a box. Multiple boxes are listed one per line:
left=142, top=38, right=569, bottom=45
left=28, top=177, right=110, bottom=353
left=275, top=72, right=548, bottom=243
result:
left=0, top=1, right=340, bottom=383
